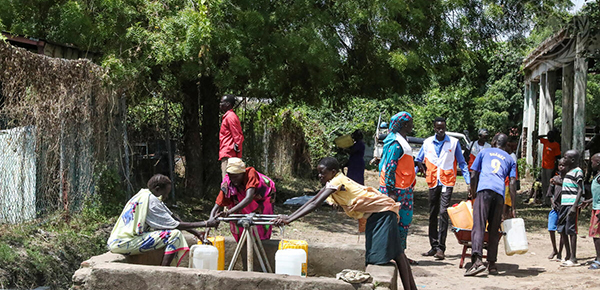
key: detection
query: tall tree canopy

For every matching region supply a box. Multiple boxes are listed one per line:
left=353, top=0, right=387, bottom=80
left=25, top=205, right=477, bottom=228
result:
left=0, top=0, right=576, bottom=195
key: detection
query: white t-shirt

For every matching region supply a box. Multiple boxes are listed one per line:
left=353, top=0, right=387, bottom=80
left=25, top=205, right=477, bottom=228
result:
left=145, top=194, right=180, bottom=230
left=471, top=141, right=491, bottom=157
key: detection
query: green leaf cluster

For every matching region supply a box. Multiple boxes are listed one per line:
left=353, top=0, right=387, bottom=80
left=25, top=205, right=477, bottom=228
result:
left=0, top=0, right=588, bottom=187
left=0, top=0, right=573, bottom=102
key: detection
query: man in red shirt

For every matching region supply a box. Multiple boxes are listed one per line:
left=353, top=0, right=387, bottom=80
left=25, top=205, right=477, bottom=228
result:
left=219, top=95, right=244, bottom=179
left=535, top=130, right=561, bottom=205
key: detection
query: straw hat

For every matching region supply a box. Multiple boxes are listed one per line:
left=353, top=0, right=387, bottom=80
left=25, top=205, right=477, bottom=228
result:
left=226, top=158, right=246, bottom=174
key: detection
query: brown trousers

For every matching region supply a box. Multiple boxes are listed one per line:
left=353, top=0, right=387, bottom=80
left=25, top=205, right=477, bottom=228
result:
left=221, top=158, right=229, bottom=180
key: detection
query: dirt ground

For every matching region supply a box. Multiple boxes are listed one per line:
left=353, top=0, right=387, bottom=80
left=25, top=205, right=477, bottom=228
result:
left=264, top=170, right=599, bottom=290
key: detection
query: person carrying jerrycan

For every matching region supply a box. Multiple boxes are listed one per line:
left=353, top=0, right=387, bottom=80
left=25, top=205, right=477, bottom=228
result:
left=465, top=133, right=517, bottom=276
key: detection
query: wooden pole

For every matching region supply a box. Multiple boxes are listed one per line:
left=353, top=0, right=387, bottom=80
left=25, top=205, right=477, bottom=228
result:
left=537, top=74, right=547, bottom=167
left=521, top=83, right=529, bottom=160
left=573, top=16, right=589, bottom=153
left=164, top=101, right=175, bottom=200
left=121, top=96, right=133, bottom=198
left=526, top=83, right=538, bottom=167
left=562, top=62, right=574, bottom=152
left=60, top=117, right=68, bottom=217
left=263, top=122, right=269, bottom=174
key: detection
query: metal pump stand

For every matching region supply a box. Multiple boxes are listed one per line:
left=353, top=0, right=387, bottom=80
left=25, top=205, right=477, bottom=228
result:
left=218, top=213, right=278, bottom=273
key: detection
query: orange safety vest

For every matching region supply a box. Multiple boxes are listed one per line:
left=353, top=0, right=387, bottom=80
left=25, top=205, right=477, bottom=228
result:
left=379, top=133, right=416, bottom=189
left=423, top=136, right=459, bottom=188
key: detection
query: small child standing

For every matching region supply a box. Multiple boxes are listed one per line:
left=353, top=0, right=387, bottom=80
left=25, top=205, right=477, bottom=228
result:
left=557, top=150, right=585, bottom=267
left=547, top=158, right=566, bottom=261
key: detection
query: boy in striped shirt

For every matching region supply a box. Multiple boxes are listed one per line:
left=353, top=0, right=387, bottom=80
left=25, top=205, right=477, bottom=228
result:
left=557, top=150, right=585, bottom=267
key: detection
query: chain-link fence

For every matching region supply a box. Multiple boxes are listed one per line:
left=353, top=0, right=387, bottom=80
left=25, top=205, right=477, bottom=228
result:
left=0, top=126, right=36, bottom=224
left=0, top=42, right=121, bottom=224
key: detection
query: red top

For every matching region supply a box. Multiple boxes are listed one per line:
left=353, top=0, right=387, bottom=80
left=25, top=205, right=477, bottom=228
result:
left=540, top=138, right=561, bottom=170
left=216, top=167, right=261, bottom=207
left=219, top=110, right=244, bottom=160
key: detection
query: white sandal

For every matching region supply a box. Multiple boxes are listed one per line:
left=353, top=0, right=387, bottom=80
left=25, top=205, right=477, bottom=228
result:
left=560, top=260, right=579, bottom=267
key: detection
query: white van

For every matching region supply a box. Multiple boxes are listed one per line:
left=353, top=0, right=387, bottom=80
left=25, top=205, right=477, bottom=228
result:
left=446, top=132, right=473, bottom=155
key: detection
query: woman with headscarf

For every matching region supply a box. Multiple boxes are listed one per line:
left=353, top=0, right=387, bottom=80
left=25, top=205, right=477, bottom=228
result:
left=107, top=174, right=219, bottom=267
left=378, top=112, right=417, bottom=263
left=210, top=158, right=276, bottom=241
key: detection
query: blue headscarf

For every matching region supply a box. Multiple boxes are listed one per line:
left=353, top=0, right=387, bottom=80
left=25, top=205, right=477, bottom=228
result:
left=379, top=112, right=413, bottom=172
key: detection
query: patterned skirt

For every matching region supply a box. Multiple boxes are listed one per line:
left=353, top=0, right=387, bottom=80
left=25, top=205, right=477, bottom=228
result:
left=380, top=186, right=414, bottom=250
left=108, top=229, right=189, bottom=267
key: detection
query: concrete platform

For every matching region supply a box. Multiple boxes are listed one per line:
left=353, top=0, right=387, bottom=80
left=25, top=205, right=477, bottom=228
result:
left=73, top=234, right=397, bottom=290
left=366, top=264, right=397, bottom=290
left=75, top=262, right=373, bottom=290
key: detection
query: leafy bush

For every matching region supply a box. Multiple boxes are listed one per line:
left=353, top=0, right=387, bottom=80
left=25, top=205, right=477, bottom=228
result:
left=95, top=165, right=128, bottom=218
left=0, top=210, right=113, bottom=289
left=518, top=157, right=540, bottom=180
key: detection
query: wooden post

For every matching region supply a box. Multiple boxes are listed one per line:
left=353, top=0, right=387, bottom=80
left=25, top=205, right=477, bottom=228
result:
left=537, top=73, right=547, bottom=167
left=573, top=16, right=589, bottom=153
left=121, top=96, right=133, bottom=198
left=164, top=101, right=175, bottom=200
left=263, top=122, right=269, bottom=175
left=546, top=71, right=557, bottom=128
left=60, top=117, right=68, bottom=215
left=573, top=58, right=588, bottom=153
left=521, top=83, right=530, bottom=159
left=562, top=62, right=574, bottom=152
left=526, top=82, right=538, bottom=167
left=538, top=71, right=557, bottom=167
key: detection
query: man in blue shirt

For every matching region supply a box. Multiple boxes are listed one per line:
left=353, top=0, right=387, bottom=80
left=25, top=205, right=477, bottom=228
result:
left=465, top=133, right=517, bottom=276
left=415, top=117, right=470, bottom=260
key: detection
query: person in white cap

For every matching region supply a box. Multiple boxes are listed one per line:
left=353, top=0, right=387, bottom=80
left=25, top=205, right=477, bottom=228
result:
left=467, top=128, right=491, bottom=174
left=210, top=158, right=276, bottom=241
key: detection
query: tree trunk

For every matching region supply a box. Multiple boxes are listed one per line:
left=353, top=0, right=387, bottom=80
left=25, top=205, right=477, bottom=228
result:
left=181, top=81, right=203, bottom=197
left=199, top=75, right=220, bottom=197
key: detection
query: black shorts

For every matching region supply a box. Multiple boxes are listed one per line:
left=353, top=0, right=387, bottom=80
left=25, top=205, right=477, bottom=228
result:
left=556, top=205, right=578, bottom=235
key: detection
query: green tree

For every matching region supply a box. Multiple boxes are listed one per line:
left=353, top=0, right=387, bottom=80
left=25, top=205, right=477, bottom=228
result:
left=473, top=43, right=525, bottom=134
left=0, top=0, right=576, bottom=196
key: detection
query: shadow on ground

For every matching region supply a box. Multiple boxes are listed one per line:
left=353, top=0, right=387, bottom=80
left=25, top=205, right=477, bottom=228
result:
left=495, top=263, right=546, bottom=277
left=275, top=205, right=361, bottom=236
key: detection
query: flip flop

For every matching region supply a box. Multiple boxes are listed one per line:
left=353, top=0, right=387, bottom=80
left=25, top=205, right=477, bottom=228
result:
left=408, top=258, right=419, bottom=265
left=464, top=263, right=487, bottom=276
left=488, top=267, right=499, bottom=275
left=560, top=260, right=580, bottom=267
left=589, top=261, right=600, bottom=270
